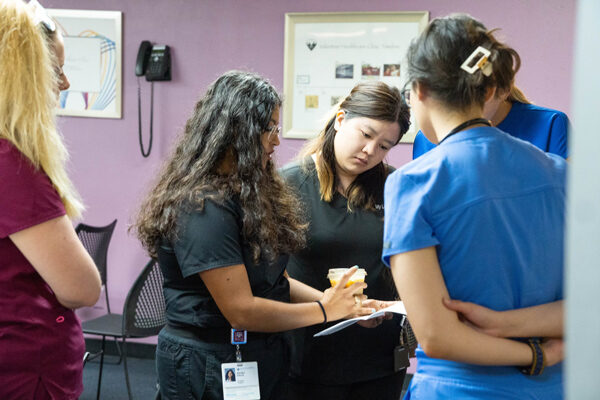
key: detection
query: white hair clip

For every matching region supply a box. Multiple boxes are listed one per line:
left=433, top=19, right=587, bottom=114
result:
left=29, top=0, right=56, bottom=32
left=460, top=46, right=493, bottom=77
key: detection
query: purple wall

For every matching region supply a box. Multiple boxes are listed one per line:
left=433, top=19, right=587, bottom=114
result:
left=44, top=0, right=575, bottom=335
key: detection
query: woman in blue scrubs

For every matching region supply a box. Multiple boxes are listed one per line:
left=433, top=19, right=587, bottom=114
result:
left=383, top=14, right=566, bottom=399
left=412, top=21, right=569, bottom=160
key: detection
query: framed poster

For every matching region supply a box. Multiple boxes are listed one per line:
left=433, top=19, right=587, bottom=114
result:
left=47, top=9, right=122, bottom=118
left=283, top=12, right=429, bottom=142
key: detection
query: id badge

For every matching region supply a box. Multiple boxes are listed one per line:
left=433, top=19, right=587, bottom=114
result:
left=221, top=362, right=260, bottom=400
left=394, top=345, right=411, bottom=371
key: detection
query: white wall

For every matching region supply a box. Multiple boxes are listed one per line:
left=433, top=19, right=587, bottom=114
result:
left=565, top=1, right=600, bottom=398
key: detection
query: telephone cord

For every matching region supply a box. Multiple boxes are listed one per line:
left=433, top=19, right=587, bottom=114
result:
left=138, top=78, right=154, bottom=157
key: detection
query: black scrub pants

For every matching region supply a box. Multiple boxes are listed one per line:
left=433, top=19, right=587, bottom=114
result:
left=156, top=327, right=289, bottom=400
left=287, top=369, right=406, bottom=400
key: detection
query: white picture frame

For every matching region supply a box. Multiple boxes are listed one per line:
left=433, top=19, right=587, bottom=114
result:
left=47, top=9, right=122, bottom=119
left=283, top=12, right=429, bottom=142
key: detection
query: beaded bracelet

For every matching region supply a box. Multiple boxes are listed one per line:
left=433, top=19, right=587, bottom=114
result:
left=315, top=300, right=327, bottom=324
left=520, top=338, right=546, bottom=376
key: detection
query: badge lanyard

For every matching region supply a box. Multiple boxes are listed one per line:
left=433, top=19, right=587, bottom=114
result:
left=438, top=118, right=492, bottom=145
left=222, top=329, right=260, bottom=400
left=231, top=329, right=247, bottom=361
left=394, top=315, right=411, bottom=372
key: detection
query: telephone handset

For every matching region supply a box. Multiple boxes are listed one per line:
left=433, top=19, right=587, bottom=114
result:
left=136, top=40, right=171, bottom=158
left=135, top=40, right=151, bottom=77
left=135, top=40, right=171, bottom=81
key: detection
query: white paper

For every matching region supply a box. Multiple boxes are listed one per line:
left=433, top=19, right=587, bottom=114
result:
left=314, top=301, right=406, bottom=337
left=292, top=22, right=415, bottom=132
left=63, top=37, right=102, bottom=92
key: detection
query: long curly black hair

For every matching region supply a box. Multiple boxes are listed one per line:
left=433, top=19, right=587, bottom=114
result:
left=133, top=71, right=307, bottom=262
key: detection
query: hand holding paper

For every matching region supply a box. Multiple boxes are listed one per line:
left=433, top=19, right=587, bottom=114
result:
left=314, top=301, right=407, bottom=337
left=356, top=299, right=397, bottom=327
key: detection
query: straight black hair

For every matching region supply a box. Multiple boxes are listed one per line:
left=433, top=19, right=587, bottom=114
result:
left=299, top=81, right=410, bottom=211
left=406, top=13, right=521, bottom=111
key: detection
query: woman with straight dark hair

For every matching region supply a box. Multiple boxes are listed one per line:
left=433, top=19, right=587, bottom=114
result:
left=383, top=14, right=565, bottom=399
left=133, top=70, right=374, bottom=400
left=281, top=81, right=411, bottom=400
left=412, top=17, right=569, bottom=160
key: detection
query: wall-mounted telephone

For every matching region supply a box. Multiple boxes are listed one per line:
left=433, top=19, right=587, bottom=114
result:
left=136, top=40, right=172, bottom=158
left=135, top=40, right=171, bottom=81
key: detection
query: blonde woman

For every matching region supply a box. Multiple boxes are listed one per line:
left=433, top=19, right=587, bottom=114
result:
left=0, top=1, right=101, bottom=398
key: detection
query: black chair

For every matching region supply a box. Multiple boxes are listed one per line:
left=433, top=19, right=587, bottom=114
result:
left=76, top=220, right=117, bottom=312
left=83, top=259, right=167, bottom=400
left=76, top=220, right=124, bottom=364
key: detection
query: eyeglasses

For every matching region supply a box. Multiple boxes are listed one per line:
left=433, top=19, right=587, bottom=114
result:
left=265, top=125, right=282, bottom=139
left=401, top=83, right=411, bottom=107
left=30, top=0, right=56, bottom=33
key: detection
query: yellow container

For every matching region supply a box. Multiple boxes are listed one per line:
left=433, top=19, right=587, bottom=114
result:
left=327, top=267, right=367, bottom=292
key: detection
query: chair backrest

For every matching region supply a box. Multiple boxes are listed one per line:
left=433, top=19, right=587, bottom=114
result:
left=122, top=259, right=167, bottom=338
left=75, top=219, right=117, bottom=313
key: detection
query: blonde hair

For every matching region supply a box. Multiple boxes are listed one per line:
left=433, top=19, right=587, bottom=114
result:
left=507, top=85, right=532, bottom=104
left=0, top=0, right=83, bottom=217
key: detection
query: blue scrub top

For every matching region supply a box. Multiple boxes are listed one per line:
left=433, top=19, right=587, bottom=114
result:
left=383, top=126, right=566, bottom=399
left=412, top=102, right=570, bottom=160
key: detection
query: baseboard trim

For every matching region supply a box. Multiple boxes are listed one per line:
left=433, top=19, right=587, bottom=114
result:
left=84, top=338, right=157, bottom=360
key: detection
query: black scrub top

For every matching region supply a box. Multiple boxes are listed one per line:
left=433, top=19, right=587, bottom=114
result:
left=157, top=196, right=290, bottom=330
left=280, top=158, right=401, bottom=385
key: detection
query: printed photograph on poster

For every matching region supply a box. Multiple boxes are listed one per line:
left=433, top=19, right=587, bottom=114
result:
left=47, top=8, right=122, bottom=119
left=335, top=63, right=354, bottom=79
left=305, top=95, right=319, bottom=109
left=361, top=63, right=381, bottom=78
left=384, top=64, right=401, bottom=77
left=283, top=12, right=429, bottom=142
left=331, top=96, right=343, bottom=106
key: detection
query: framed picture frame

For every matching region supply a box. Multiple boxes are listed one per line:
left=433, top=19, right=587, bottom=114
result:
left=283, top=11, right=429, bottom=142
left=47, top=9, right=122, bottom=119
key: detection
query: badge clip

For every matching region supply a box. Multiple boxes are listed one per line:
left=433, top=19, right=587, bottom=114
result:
left=231, top=329, right=247, bottom=345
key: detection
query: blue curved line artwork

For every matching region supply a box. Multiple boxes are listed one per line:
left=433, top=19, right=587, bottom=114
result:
left=91, top=35, right=117, bottom=110
left=60, top=30, right=116, bottom=112
left=48, top=9, right=122, bottom=118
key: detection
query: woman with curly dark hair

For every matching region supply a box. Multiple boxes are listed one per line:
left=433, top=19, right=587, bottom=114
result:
left=133, top=70, right=372, bottom=400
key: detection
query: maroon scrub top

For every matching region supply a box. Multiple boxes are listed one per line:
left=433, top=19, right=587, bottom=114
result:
left=0, top=139, right=85, bottom=399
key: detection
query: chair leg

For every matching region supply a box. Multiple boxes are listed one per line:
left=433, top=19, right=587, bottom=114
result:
left=123, top=337, right=133, bottom=400
left=96, top=336, right=106, bottom=400
left=114, top=336, right=123, bottom=364
left=89, top=337, right=121, bottom=365
left=85, top=336, right=121, bottom=365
